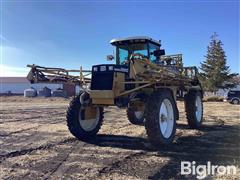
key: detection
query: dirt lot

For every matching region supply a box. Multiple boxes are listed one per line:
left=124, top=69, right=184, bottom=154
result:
left=0, top=96, right=239, bottom=179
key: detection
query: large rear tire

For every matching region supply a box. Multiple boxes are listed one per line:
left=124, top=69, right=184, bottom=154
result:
left=184, top=91, right=203, bottom=129
left=145, top=90, right=177, bottom=147
left=66, top=94, right=104, bottom=140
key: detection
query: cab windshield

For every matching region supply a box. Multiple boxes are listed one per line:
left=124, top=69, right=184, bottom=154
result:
left=117, top=43, right=148, bottom=65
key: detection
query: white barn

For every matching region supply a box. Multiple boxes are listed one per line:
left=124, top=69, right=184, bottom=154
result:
left=0, top=77, right=62, bottom=94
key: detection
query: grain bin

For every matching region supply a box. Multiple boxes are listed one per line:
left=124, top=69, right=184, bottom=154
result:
left=38, top=87, right=51, bottom=97
left=52, top=89, right=67, bottom=97
left=24, top=87, right=37, bottom=97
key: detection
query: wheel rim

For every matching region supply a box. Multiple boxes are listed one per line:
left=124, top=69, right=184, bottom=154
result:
left=159, top=99, right=174, bottom=138
left=134, top=111, right=144, bottom=119
left=195, top=96, right=202, bottom=122
left=233, top=99, right=238, bottom=104
left=79, top=107, right=100, bottom=131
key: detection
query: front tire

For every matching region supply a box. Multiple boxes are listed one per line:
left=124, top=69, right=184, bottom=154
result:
left=66, top=94, right=104, bottom=140
left=145, top=90, right=177, bottom=147
left=184, top=91, right=203, bottom=129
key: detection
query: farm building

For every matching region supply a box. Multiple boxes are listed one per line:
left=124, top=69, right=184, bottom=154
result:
left=0, top=77, right=76, bottom=96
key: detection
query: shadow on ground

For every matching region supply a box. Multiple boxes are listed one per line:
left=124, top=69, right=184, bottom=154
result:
left=87, top=122, right=240, bottom=179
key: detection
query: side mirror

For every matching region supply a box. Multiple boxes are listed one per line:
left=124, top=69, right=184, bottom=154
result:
left=153, top=49, right=165, bottom=57
left=106, top=55, right=114, bottom=61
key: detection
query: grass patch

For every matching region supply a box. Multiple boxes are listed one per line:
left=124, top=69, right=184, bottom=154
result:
left=203, top=96, right=224, bottom=102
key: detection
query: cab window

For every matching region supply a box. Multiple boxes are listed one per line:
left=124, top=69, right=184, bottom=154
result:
left=149, top=43, right=160, bottom=62
left=119, top=48, right=128, bottom=64
left=117, top=43, right=148, bottom=65
left=131, top=43, right=148, bottom=57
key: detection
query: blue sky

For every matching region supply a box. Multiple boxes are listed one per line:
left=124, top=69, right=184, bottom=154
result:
left=0, top=1, right=239, bottom=76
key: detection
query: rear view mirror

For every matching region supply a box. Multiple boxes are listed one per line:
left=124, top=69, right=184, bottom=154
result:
left=107, top=55, right=114, bottom=61
left=153, top=49, right=165, bottom=57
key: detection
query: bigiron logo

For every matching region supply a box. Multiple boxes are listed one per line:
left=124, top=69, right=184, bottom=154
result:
left=181, top=161, right=236, bottom=179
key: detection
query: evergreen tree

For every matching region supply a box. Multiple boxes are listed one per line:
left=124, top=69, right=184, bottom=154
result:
left=199, top=33, right=237, bottom=92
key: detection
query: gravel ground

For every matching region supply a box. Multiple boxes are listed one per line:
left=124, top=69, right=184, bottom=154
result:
left=0, top=96, right=239, bottom=179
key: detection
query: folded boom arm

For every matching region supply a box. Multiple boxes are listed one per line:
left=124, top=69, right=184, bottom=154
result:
left=26, top=64, right=91, bottom=85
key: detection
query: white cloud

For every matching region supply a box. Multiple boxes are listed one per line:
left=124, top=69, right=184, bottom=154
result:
left=0, top=64, right=28, bottom=77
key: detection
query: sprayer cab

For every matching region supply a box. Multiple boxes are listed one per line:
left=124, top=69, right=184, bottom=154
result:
left=110, top=36, right=165, bottom=65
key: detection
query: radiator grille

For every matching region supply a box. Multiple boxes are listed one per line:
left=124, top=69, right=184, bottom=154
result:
left=91, top=72, right=113, bottom=90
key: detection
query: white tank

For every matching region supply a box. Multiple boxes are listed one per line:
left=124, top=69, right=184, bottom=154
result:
left=24, top=88, right=37, bottom=97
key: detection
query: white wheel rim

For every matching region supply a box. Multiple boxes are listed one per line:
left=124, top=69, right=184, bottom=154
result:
left=79, top=107, right=100, bottom=131
left=195, top=96, right=202, bottom=122
left=134, top=111, right=144, bottom=119
left=159, top=99, right=174, bottom=138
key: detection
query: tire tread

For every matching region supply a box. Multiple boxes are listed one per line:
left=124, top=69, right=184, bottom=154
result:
left=66, top=94, right=104, bottom=140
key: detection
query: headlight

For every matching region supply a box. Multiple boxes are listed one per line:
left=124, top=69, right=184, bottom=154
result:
left=93, top=67, right=98, bottom=72
left=100, top=66, right=106, bottom=71
left=108, top=66, right=114, bottom=71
